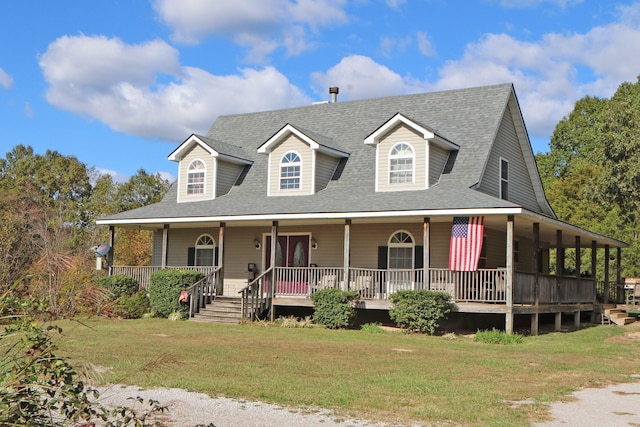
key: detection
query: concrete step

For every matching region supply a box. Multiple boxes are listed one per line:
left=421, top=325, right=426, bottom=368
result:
left=190, top=297, right=242, bottom=324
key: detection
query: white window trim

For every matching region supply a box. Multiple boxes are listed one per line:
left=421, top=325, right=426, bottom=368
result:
left=388, top=143, right=415, bottom=185
left=194, top=233, right=216, bottom=266
left=187, top=159, right=206, bottom=196
left=279, top=151, right=302, bottom=191
left=499, top=157, right=509, bottom=200
left=388, top=230, right=415, bottom=270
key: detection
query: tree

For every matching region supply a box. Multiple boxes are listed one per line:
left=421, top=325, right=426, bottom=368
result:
left=538, top=77, right=640, bottom=278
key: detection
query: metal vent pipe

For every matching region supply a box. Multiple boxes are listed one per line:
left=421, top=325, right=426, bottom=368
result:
left=329, top=86, right=339, bottom=103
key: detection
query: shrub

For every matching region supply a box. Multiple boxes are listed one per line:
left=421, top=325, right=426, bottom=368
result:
left=360, top=322, right=385, bottom=333
left=0, top=290, right=166, bottom=426
left=95, top=274, right=139, bottom=298
left=310, top=288, right=359, bottom=329
left=475, top=328, right=524, bottom=344
left=280, top=315, right=314, bottom=328
left=148, top=269, right=203, bottom=318
left=389, top=290, right=454, bottom=334
left=116, top=291, right=151, bottom=319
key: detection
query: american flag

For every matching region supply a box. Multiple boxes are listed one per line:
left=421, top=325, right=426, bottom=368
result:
left=448, top=216, right=484, bottom=271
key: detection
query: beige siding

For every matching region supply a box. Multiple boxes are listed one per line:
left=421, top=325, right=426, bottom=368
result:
left=269, top=135, right=313, bottom=196
left=377, top=124, right=426, bottom=192
left=177, top=145, right=214, bottom=202
left=315, top=152, right=339, bottom=192
left=429, top=144, right=449, bottom=186
left=478, top=108, right=540, bottom=210
left=216, top=160, right=244, bottom=197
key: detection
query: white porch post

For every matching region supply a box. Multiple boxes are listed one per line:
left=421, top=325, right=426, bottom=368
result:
left=505, top=215, right=514, bottom=334
left=217, top=222, right=225, bottom=296
left=424, top=217, right=430, bottom=288
left=591, top=240, right=597, bottom=323
left=270, top=221, right=278, bottom=321
left=107, top=226, right=115, bottom=275
left=617, top=248, right=622, bottom=304
left=531, top=222, right=540, bottom=336
left=343, top=219, right=351, bottom=291
left=575, top=236, right=581, bottom=328
left=604, top=245, right=610, bottom=304
left=555, top=230, right=563, bottom=331
left=161, top=224, right=169, bottom=269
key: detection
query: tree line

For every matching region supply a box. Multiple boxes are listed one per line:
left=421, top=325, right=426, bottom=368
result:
left=0, top=144, right=170, bottom=316
left=536, top=76, right=640, bottom=279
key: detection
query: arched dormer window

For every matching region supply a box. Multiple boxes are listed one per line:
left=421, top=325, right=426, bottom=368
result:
left=195, top=234, right=215, bottom=266
left=187, top=159, right=206, bottom=195
left=280, top=152, right=301, bottom=190
left=389, top=143, right=414, bottom=184
left=388, top=231, right=414, bottom=269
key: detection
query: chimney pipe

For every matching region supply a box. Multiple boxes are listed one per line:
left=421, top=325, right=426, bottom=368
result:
left=329, top=86, right=339, bottom=103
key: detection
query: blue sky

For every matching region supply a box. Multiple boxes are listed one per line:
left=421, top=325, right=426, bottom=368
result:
left=2, top=0, right=640, bottom=183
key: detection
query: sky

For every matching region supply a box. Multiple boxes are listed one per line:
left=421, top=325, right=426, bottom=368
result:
left=2, top=0, right=640, bottom=184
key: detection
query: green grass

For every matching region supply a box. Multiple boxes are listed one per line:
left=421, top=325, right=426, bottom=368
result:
left=55, top=318, right=640, bottom=426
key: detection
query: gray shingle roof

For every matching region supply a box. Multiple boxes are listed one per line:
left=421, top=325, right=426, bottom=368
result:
left=100, top=83, right=522, bottom=222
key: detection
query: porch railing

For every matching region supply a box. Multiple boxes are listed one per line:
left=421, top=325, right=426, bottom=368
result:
left=109, top=266, right=218, bottom=291
left=514, top=272, right=595, bottom=304
left=187, top=267, right=220, bottom=317
left=239, top=267, right=273, bottom=320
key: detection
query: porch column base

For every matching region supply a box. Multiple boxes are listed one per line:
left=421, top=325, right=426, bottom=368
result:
left=505, top=311, right=514, bottom=335
left=531, top=313, right=539, bottom=336
left=574, top=310, right=581, bottom=329
left=555, top=312, right=562, bottom=331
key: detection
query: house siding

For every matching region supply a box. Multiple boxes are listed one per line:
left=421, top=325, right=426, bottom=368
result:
left=268, top=135, right=313, bottom=196
left=478, top=107, right=539, bottom=210
left=429, top=144, right=449, bottom=186
left=376, top=124, right=426, bottom=192
left=315, top=152, right=339, bottom=193
left=178, top=145, right=214, bottom=202
left=216, top=160, right=244, bottom=197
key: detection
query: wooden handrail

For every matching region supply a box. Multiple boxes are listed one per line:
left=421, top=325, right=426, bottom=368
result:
left=187, top=267, right=221, bottom=317
left=239, top=267, right=273, bottom=320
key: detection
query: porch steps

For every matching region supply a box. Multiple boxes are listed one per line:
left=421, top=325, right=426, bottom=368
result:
left=603, top=306, right=636, bottom=326
left=190, top=296, right=242, bottom=324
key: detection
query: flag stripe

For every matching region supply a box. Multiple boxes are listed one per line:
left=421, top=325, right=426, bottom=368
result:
left=448, top=216, right=484, bottom=271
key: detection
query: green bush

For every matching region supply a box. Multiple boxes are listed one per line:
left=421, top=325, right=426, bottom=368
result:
left=389, top=290, right=454, bottom=334
left=475, top=328, right=524, bottom=344
left=360, top=322, right=385, bottom=333
left=95, top=274, right=139, bottom=298
left=148, top=269, right=203, bottom=318
left=116, top=291, right=150, bottom=319
left=310, top=288, right=359, bottom=329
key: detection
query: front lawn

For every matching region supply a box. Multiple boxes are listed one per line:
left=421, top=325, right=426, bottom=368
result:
left=56, top=318, right=640, bottom=426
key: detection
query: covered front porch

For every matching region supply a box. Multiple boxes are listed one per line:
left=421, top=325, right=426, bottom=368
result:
left=102, top=208, right=626, bottom=334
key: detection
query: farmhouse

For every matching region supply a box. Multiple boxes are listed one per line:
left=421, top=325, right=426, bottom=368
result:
left=97, top=84, right=627, bottom=334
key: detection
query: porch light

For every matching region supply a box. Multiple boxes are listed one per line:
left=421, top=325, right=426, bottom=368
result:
left=311, top=238, right=318, bottom=250
left=254, top=238, right=261, bottom=250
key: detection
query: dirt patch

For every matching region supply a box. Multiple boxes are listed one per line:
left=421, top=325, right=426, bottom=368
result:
left=605, top=330, right=640, bottom=344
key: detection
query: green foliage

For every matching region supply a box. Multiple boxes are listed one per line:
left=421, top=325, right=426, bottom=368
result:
left=360, top=322, right=385, bottom=333
left=538, top=77, right=640, bottom=278
left=310, top=288, right=359, bottom=329
left=116, top=291, right=151, bottom=319
left=0, top=291, right=166, bottom=426
left=475, top=328, right=524, bottom=344
left=96, top=274, right=140, bottom=298
left=389, top=290, right=454, bottom=334
left=148, top=269, right=203, bottom=318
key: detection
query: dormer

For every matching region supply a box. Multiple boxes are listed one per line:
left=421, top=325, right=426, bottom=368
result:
left=168, top=134, right=252, bottom=203
left=364, top=113, right=458, bottom=192
left=258, top=124, right=349, bottom=196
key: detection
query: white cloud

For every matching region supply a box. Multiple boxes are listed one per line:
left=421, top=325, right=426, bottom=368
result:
left=95, top=167, right=175, bottom=184
left=417, top=32, right=435, bottom=57
left=0, top=67, right=13, bottom=89
left=39, top=35, right=312, bottom=142
left=153, top=0, right=348, bottom=60
left=311, top=55, right=406, bottom=100
left=421, top=9, right=640, bottom=144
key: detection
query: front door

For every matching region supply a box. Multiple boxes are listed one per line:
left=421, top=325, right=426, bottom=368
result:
left=265, top=235, right=310, bottom=294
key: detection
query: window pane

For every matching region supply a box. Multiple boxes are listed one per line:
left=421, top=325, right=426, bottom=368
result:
left=195, top=248, right=214, bottom=266
left=389, top=247, right=412, bottom=269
